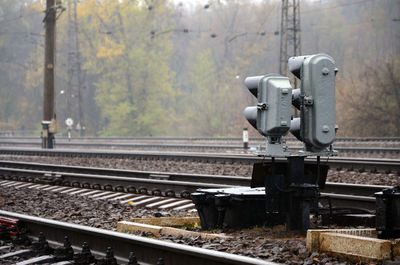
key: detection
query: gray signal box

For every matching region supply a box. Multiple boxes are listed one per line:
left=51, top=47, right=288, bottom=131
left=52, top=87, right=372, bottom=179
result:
left=244, top=53, right=338, bottom=157
left=301, top=54, right=336, bottom=152
left=244, top=74, right=293, bottom=156
left=257, top=74, right=292, bottom=137
left=288, top=53, right=338, bottom=154
left=237, top=53, right=339, bottom=232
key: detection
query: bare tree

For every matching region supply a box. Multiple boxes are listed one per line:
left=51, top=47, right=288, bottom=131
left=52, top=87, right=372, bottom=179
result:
left=338, top=58, right=400, bottom=136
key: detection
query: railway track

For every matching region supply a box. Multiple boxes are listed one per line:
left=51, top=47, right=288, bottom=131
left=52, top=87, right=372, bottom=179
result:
left=1, top=136, right=400, bottom=142
left=0, top=161, right=391, bottom=211
left=0, top=210, right=273, bottom=265
left=0, top=178, right=198, bottom=212
left=0, top=138, right=399, bottom=155
left=0, top=147, right=399, bottom=173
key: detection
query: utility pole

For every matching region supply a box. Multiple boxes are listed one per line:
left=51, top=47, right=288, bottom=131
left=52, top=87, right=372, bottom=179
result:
left=279, top=0, right=301, bottom=117
left=66, top=0, right=84, bottom=137
left=66, top=0, right=74, bottom=139
left=66, top=0, right=73, bottom=121
left=42, top=0, right=57, bottom=148
left=73, top=0, right=84, bottom=136
left=279, top=0, right=301, bottom=79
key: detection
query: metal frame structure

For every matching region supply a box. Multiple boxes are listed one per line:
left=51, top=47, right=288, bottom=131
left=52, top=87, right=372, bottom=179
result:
left=66, top=0, right=84, bottom=137
left=279, top=0, right=301, bottom=79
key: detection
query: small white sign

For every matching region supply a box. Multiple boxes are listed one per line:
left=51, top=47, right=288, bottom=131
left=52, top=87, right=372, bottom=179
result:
left=242, top=130, right=249, bottom=143
left=65, top=118, right=74, bottom=127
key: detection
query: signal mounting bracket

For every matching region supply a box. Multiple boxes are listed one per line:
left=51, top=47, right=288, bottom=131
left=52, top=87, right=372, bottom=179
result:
left=256, top=139, right=339, bottom=158
left=256, top=136, right=291, bottom=157
left=297, top=145, right=339, bottom=157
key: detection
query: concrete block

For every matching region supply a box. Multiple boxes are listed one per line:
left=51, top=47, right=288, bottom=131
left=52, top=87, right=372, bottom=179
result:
left=116, top=221, right=162, bottom=236
left=320, top=232, right=392, bottom=262
left=117, top=221, right=230, bottom=239
left=306, top=230, right=322, bottom=252
left=160, top=227, right=230, bottom=239
left=116, top=220, right=230, bottom=240
left=130, top=217, right=200, bottom=227
left=306, top=228, right=377, bottom=252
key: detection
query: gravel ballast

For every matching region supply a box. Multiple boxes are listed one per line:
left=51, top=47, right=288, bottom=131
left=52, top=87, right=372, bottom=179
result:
left=0, top=154, right=398, bottom=264
left=1, top=155, right=399, bottom=186
left=0, top=185, right=360, bottom=265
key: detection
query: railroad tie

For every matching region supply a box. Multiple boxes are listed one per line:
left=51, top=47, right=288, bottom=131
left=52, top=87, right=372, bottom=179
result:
left=130, top=197, right=164, bottom=207
left=96, top=193, right=125, bottom=200
left=119, top=195, right=149, bottom=204
left=78, top=190, right=102, bottom=197
left=60, top=188, right=81, bottom=194
left=69, top=189, right=90, bottom=195
left=145, top=198, right=178, bottom=209
left=89, top=191, right=113, bottom=198
left=158, top=200, right=191, bottom=210
left=108, top=193, right=135, bottom=201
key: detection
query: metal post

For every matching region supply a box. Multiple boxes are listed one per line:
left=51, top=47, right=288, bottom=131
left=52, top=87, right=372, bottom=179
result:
left=242, top=127, right=249, bottom=149
left=66, top=0, right=73, bottom=122
left=265, top=157, right=281, bottom=214
left=42, top=0, right=57, bottom=149
left=287, top=156, right=308, bottom=231
left=67, top=128, right=71, bottom=142
left=279, top=0, right=288, bottom=76
left=73, top=0, right=84, bottom=136
left=316, top=156, right=321, bottom=187
left=279, top=0, right=301, bottom=118
left=279, top=0, right=301, bottom=76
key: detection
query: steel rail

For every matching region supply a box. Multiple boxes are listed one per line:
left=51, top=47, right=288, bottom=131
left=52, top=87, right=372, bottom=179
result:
left=321, top=182, right=391, bottom=197
left=0, top=162, right=390, bottom=211
left=0, top=160, right=393, bottom=193
left=0, top=141, right=240, bottom=150
left=0, top=210, right=274, bottom=265
left=0, top=160, right=251, bottom=186
left=0, top=147, right=399, bottom=172
left=0, top=167, right=235, bottom=197
left=1, top=136, right=400, bottom=142
left=319, top=193, right=377, bottom=211
left=1, top=141, right=399, bottom=154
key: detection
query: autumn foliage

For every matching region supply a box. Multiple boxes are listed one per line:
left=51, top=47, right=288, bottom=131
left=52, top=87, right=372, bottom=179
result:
left=0, top=0, right=399, bottom=137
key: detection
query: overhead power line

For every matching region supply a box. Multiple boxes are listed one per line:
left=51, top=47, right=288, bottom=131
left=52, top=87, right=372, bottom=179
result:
left=0, top=11, right=41, bottom=25
left=301, top=0, right=376, bottom=14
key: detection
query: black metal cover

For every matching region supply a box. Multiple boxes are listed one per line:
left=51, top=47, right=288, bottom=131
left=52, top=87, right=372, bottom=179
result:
left=250, top=161, right=329, bottom=189
left=375, top=186, right=400, bottom=239
left=192, top=187, right=283, bottom=229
